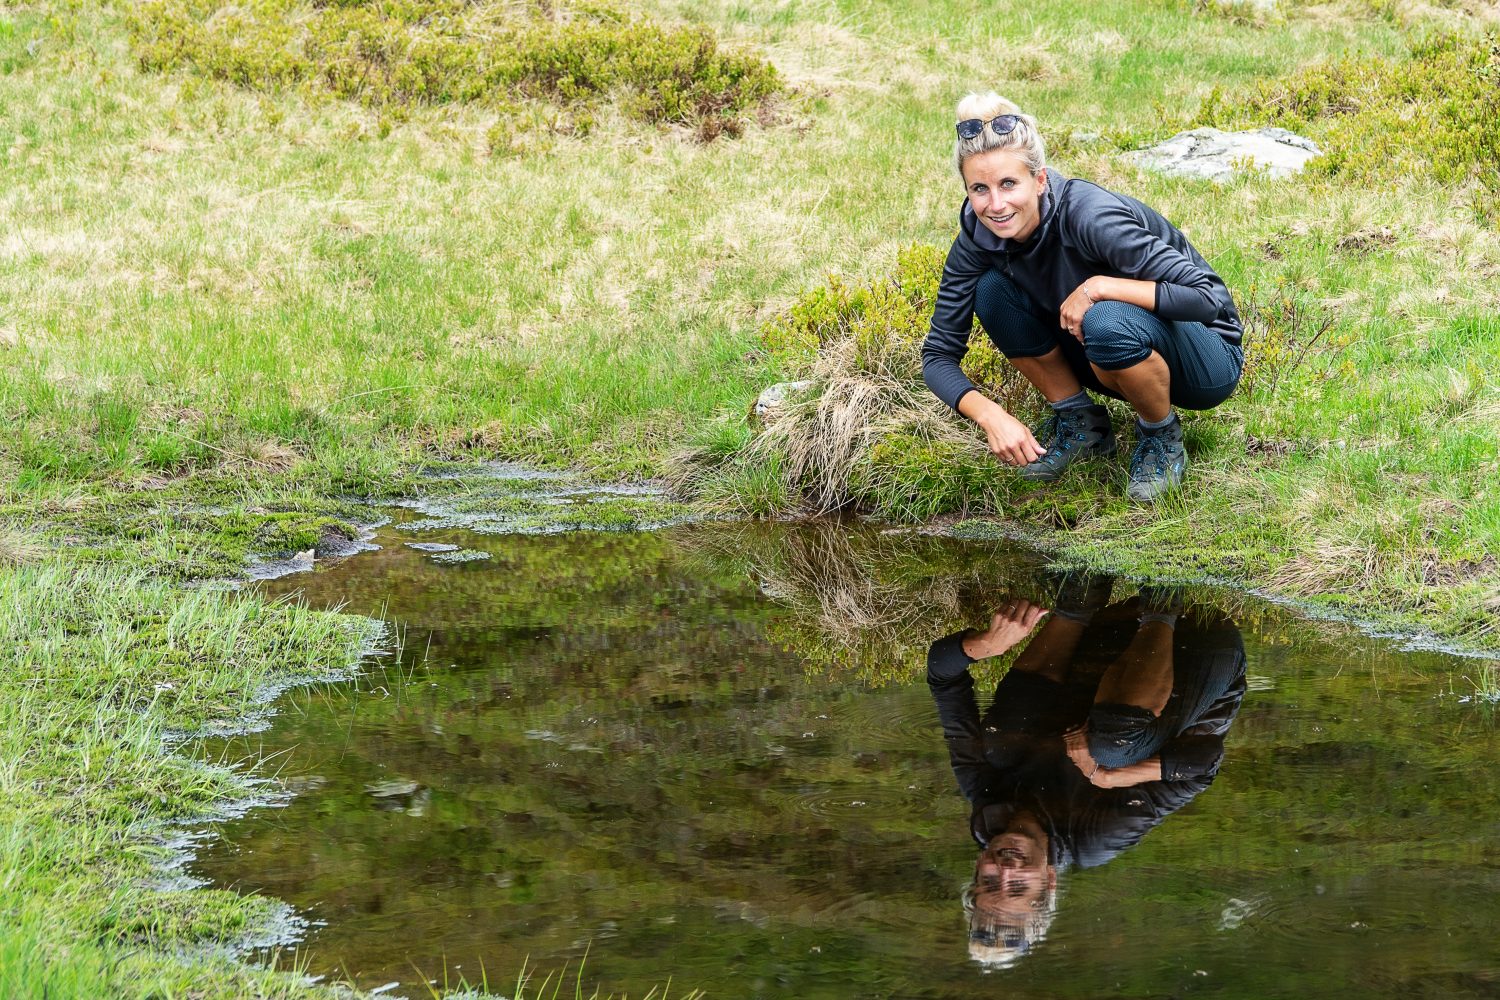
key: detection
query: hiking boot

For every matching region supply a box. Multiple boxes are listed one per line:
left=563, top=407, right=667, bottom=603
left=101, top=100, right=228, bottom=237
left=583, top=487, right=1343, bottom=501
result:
left=1019, top=403, right=1116, bottom=482
left=1127, top=415, right=1187, bottom=502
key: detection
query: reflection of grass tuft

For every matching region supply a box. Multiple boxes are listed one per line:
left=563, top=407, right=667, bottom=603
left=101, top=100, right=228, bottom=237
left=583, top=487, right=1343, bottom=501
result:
left=440, top=950, right=703, bottom=999
left=684, top=522, right=1048, bottom=685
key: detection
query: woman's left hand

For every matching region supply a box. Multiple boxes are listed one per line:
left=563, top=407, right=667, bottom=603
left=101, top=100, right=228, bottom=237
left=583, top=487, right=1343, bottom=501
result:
left=961, top=600, right=1048, bottom=660
left=1059, top=279, right=1099, bottom=344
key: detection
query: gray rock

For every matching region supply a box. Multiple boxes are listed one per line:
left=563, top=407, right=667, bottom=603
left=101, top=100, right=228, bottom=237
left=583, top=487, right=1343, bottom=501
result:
left=1129, top=127, right=1321, bottom=182
left=753, top=380, right=814, bottom=421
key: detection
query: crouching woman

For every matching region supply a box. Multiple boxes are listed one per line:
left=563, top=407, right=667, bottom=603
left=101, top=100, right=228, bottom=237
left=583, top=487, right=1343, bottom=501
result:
left=921, top=93, right=1244, bottom=501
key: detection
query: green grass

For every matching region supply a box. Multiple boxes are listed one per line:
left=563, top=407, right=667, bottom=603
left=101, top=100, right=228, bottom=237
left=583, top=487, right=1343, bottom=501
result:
left=1, top=0, right=1498, bottom=991
left=0, top=560, right=375, bottom=998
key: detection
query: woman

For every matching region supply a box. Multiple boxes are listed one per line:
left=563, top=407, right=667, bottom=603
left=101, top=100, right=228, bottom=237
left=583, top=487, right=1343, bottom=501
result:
left=921, top=94, right=1244, bottom=501
left=927, top=580, right=1247, bottom=964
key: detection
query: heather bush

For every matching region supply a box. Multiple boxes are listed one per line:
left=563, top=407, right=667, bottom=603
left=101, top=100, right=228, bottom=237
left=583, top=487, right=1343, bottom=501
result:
left=125, top=0, right=781, bottom=140
left=1193, top=31, right=1500, bottom=195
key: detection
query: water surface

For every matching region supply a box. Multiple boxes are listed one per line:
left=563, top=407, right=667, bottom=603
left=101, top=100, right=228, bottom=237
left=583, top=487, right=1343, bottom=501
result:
left=196, top=517, right=1500, bottom=999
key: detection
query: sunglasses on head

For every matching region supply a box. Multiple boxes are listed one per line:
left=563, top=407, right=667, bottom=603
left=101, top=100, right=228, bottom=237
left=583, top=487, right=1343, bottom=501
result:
left=956, top=114, right=1023, bottom=140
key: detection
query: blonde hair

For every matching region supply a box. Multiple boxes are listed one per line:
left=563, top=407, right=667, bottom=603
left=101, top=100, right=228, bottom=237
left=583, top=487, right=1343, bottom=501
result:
left=960, top=876, right=1060, bottom=968
left=953, top=92, right=1046, bottom=177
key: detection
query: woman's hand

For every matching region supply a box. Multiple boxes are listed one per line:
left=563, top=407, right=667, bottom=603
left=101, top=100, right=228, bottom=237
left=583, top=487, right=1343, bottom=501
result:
left=977, top=404, right=1046, bottom=466
left=1059, top=279, right=1100, bottom=344
left=961, top=600, right=1048, bottom=660
left=1063, top=724, right=1101, bottom=781
left=1064, top=727, right=1164, bottom=788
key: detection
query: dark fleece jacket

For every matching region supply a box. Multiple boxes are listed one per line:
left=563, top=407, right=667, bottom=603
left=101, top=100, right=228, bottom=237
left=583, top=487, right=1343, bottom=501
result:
left=921, top=171, right=1243, bottom=411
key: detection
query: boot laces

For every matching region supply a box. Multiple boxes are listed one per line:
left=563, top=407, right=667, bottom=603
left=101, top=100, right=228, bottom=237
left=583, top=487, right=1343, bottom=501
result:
left=1132, top=432, right=1171, bottom=477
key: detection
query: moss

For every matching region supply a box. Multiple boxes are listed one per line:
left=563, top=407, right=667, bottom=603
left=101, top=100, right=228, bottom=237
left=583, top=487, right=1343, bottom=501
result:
left=124, top=0, right=781, bottom=141
left=411, top=487, right=695, bottom=533
left=852, top=431, right=1005, bottom=522
left=2, top=485, right=376, bottom=582
left=429, top=547, right=490, bottom=563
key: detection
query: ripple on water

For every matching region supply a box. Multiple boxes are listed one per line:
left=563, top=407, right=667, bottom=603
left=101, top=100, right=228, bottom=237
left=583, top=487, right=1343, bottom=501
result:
left=819, top=694, right=939, bottom=753
left=767, top=782, right=937, bottom=822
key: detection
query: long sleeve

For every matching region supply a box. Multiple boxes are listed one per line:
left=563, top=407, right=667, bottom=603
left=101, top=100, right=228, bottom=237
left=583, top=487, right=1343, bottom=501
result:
left=1070, top=200, right=1226, bottom=324
left=926, top=632, right=989, bottom=803
left=1158, top=733, right=1226, bottom=781
left=921, top=236, right=991, bottom=411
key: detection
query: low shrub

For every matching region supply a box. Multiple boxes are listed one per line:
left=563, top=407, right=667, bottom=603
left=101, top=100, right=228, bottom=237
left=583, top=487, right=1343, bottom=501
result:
left=125, top=0, right=781, bottom=140
left=1193, top=31, right=1500, bottom=194
left=1234, top=280, right=1354, bottom=398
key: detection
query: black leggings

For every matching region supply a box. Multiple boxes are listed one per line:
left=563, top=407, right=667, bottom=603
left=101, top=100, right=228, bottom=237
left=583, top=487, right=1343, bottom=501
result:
left=975, top=269, right=1243, bottom=411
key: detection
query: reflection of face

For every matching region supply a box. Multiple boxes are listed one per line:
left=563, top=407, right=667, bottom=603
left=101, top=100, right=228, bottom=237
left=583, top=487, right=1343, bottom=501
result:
left=966, top=816, right=1058, bottom=965
left=961, top=149, right=1047, bottom=243
left=972, top=828, right=1054, bottom=918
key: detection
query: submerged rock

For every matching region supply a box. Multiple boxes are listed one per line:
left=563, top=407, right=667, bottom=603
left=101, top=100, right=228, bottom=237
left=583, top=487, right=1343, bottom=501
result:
left=1129, top=127, right=1320, bottom=182
left=365, top=780, right=430, bottom=815
left=430, top=548, right=492, bottom=564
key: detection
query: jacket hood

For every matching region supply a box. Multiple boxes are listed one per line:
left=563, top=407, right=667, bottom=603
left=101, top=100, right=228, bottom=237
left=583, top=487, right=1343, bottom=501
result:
left=959, top=171, right=1065, bottom=256
left=970, top=801, right=1067, bottom=867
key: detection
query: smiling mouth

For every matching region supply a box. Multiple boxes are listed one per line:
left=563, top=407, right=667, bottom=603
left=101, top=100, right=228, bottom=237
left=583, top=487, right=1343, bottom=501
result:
left=988, top=212, right=1016, bottom=227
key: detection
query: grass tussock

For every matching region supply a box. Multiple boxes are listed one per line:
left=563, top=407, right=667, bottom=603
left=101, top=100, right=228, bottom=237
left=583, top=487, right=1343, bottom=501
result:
left=679, top=244, right=1033, bottom=518
left=126, top=0, right=782, bottom=141
left=0, top=526, right=44, bottom=566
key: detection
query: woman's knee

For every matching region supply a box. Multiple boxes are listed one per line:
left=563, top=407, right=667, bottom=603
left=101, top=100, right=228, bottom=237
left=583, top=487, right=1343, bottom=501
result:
left=1082, top=301, right=1155, bottom=371
left=974, top=270, right=1052, bottom=357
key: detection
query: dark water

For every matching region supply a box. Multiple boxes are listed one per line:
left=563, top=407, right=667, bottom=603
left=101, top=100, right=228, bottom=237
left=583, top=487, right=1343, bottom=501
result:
left=197, top=516, right=1500, bottom=999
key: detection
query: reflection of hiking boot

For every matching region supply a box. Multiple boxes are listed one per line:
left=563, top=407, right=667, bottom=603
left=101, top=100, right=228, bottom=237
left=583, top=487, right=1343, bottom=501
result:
left=1127, top=415, right=1187, bottom=502
left=1051, top=571, right=1114, bottom=622
left=1019, top=404, right=1116, bottom=482
left=1137, top=585, right=1185, bottom=627
left=1138, top=585, right=1185, bottom=616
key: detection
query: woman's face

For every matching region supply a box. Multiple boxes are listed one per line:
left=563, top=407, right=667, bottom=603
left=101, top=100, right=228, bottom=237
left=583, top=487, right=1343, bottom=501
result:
left=972, top=828, right=1053, bottom=916
left=961, top=149, right=1046, bottom=243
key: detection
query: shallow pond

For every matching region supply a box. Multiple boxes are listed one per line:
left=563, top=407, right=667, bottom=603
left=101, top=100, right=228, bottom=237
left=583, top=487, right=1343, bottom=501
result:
left=196, top=515, right=1500, bottom=999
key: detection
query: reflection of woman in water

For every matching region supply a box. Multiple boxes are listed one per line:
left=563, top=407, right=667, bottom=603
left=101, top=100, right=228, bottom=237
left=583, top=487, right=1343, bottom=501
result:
left=926, top=576, right=1246, bottom=965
